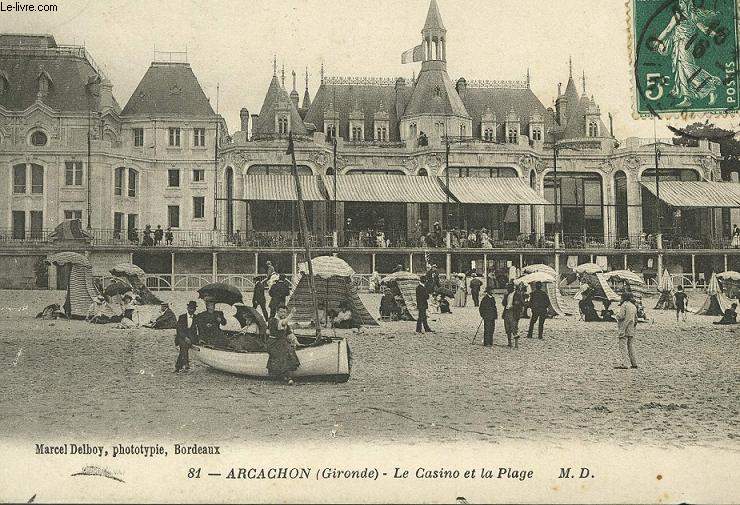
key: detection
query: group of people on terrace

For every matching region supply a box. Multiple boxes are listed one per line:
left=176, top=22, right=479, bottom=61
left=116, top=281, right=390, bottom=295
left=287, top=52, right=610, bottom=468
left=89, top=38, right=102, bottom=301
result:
left=118, top=224, right=175, bottom=246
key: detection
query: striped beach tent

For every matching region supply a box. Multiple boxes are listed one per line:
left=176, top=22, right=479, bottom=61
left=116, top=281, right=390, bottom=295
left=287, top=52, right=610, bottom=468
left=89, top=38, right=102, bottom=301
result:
left=45, top=252, right=100, bottom=319
left=290, top=256, right=378, bottom=327
left=109, top=263, right=162, bottom=305
left=48, top=220, right=92, bottom=243
left=381, top=270, right=421, bottom=319
left=695, top=273, right=734, bottom=316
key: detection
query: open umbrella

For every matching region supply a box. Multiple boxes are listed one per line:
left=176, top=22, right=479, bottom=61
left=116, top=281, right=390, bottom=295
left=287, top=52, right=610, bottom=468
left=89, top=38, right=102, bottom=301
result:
left=234, top=304, right=267, bottom=334
left=574, top=263, right=604, bottom=274
left=522, top=264, right=557, bottom=278
left=298, top=256, right=355, bottom=279
left=198, top=283, right=243, bottom=305
left=110, top=263, right=146, bottom=278
left=717, top=271, right=740, bottom=281
left=604, top=269, right=645, bottom=285
left=45, top=252, right=91, bottom=268
left=514, top=271, right=556, bottom=285
left=104, top=279, right=132, bottom=297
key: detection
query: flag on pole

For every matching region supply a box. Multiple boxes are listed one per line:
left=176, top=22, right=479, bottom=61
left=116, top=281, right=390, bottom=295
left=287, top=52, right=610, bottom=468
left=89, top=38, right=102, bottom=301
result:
left=401, top=44, right=425, bottom=64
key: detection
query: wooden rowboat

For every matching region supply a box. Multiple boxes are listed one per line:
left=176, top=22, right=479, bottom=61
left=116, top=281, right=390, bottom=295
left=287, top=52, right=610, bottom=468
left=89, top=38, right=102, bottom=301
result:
left=191, top=336, right=351, bottom=382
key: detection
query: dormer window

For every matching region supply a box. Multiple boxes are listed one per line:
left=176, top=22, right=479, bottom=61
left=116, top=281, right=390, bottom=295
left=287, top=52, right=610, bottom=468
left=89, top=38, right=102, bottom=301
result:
left=37, top=71, right=51, bottom=97
left=351, top=125, right=363, bottom=141
left=326, top=124, right=337, bottom=140
left=278, top=116, right=289, bottom=135
left=375, top=126, right=388, bottom=141
left=507, top=128, right=518, bottom=144
left=531, top=127, right=542, bottom=141
left=460, top=124, right=466, bottom=137
left=588, top=121, right=599, bottom=137
left=483, top=128, right=494, bottom=142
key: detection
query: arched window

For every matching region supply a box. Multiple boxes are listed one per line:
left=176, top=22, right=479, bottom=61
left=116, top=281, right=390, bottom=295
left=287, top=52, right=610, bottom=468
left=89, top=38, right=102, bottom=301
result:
left=326, top=124, right=336, bottom=140
left=418, top=168, right=428, bottom=176
left=507, top=128, right=518, bottom=144
left=278, top=116, right=288, bottom=135
left=588, top=121, right=599, bottom=137
left=460, top=124, right=466, bottom=137
left=409, top=123, right=417, bottom=139
left=351, top=125, right=363, bottom=141
left=531, top=127, right=542, bottom=141
left=484, top=128, right=494, bottom=142
left=614, top=170, right=628, bottom=240
left=128, top=168, right=138, bottom=197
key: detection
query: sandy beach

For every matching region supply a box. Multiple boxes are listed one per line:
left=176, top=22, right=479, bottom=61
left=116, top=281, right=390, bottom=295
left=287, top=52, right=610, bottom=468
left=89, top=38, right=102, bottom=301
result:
left=0, top=289, right=737, bottom=449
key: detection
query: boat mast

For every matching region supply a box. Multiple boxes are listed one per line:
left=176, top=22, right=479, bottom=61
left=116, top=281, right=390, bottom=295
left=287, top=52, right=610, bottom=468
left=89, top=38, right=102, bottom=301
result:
left=286, top=133, right=322, bottom=340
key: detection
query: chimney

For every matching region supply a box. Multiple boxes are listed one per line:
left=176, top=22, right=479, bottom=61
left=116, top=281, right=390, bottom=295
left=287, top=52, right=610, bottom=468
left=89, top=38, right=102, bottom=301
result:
left=240, top=108, right=250, bottom=132
left=455, top=77, right=467, bottom=98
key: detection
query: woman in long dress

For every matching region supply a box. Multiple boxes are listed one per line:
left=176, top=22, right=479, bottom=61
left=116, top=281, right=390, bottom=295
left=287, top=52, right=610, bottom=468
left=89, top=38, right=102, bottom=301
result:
left=266, top=305, right=300, bottom=384
left=651, top=0, right=722, bottom=107
left=454, top=274, right=467, bottom=307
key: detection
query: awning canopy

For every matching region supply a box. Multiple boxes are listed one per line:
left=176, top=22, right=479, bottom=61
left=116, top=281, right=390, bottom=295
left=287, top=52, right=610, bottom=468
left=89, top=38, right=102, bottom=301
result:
left=641, top=181, right=740, bottom=208
left=443, top=177, right=549, bottom=205
left=243, top=175, right=327, bottom=201
left=323, top=174, right=449, bottom=203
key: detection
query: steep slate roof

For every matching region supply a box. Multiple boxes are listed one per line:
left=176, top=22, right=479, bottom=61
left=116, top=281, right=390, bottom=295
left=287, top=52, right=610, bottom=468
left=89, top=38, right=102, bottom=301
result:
left=122, top=62, right=215, bottom=116
left=0, top=36, right=116, bottom=113
left=303, top=83, right=413, bottom=141
left=459, top=86, right=553, bottom=141
left=252, top=74, right=308, bottom=135
left=423, top=0, right=446, bottom=31
left=404, top=62, right=470, bottom=118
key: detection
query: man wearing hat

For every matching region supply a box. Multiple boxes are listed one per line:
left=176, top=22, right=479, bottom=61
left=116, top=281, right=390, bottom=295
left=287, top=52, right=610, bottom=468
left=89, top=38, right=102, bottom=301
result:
left=527, top=281, right=549, bottom=340
left=144, top=302, right=177, bottom=329
left=479, top=285, right=498, bottom=346
left=614, top=292, right=638, bottom=369
left=175, top=301, right=198, bottom=372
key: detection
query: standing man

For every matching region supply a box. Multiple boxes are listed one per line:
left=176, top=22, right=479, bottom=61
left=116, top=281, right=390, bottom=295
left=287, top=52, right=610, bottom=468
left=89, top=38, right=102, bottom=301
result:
left=527, top=281, right=549, bottom=340
left=674, top=285, right=689, bottom=322
left=415, top=279, right=433, bottom=334
left=479, top=285, right=498, bottom=347
left=268, top=273, right=291, bottom=318
left=469, top=274, right=483, bottom=307
left=252, top=276, right=269, bottom=320
left=265, top=261, right=275, bottom=281
left=614, top=292, right=638, bottom=369
left=154, top=225, right=164, bottom=246
left=175, top=301, right=198, bottom=372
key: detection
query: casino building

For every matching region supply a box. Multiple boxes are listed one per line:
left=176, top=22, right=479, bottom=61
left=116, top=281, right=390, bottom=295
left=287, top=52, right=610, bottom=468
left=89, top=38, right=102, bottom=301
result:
left=0, top=1, right=738, bottom=290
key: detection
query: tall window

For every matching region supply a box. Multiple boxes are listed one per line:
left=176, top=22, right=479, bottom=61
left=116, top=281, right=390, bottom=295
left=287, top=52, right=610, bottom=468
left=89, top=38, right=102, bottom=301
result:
left=133, top=128, right=144, bottom=147
left=588, top=121, right=599, bottom=137
left=376, top=126, right=388, bottom=141
left=114, top=167, right=125, bottom=195
left=168, top=205, right=180, bottom=228
left=30, top=211, right=43, bottom=239
left=64, top=210, right=82, bottom=221
left=65, top=161, right=83, bottom=186
left=13, top=164, right=26, bottom=193
left=128, top=169, right=138, bottom=197
left=168, top=127, right=181, bottom=147
left=409, top=123, right=417, bottom=139
left=460, top=124, right=466, bottom=137
left=12, top=211, right=25, bottom=239
left=193, top=196, right=205, bottom=219
left=168, top=169, right=180, bottom=188
left=114, top=212, right=124, bottom=235
left=193, top=128, right=205, bottom=147
left=531, top=127, right=542, bottom=141
left=326, top=124, right=336, bottom=139
left=31, top=164, right=44, bottom=193
left=192, top=169, right=205, bottom=182
left=278, top=116, right=288, bottom=135
left=483, top=128, right=494, bottom=142
left=351, top=125, right=362, bottom=141
left=508, top=128, right=518, bottom=144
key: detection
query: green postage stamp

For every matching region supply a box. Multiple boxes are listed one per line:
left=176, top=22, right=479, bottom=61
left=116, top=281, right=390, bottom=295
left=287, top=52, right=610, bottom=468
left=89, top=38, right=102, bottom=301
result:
left=631, top=0, right=739, bottom=116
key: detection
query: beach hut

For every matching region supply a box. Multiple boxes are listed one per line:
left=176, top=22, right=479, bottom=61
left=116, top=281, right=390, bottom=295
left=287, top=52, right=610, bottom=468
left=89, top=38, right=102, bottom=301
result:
left=289, top=256, right=378, bottom=327
left=109, top=263, right=162, bottom=305
left=380, top=270, right=420, bottom=319
left=45, top=252, right=101, bottom=319
left=654, top=269, right=676, bottom=310
left=577, top=272, right=620, bottom=303
left=514, top=271, right=568, bottom=316
left=717, top=271, right=740, bottom=299
left=48, top=219, right=92, bottom=244
left=695, top=273, right=734, bottom=316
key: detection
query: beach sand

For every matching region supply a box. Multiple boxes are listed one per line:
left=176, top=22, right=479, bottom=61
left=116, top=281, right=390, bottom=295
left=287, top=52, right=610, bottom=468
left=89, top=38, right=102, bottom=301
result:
left=0, top=289, right=737, bottom=448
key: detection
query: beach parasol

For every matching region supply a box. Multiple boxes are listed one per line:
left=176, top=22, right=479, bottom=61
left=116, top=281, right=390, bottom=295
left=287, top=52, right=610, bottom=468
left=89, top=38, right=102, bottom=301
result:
left=297, top=256, right=354, bottom=279
left=522, top=264, right=557, bottom=278
left=657, top=269, right=674, bottom=292
left=574, top=263, right=604, bottom=274
left=514, top=271, right=556, bottom=285
left=717, top=271, right=740, bottom=281
left=45, top=251, right=91, bottom=268
left=234, top=304, right=267, bottom=334
left=604, top=270, right=645, bottom=285
left=381, top=270, right=421, bottom=284
left=706, top=273, right=721, bottom=296
left=110, top=263, right=146, bottom=278
left=104, top=279, right=132, bottom=297
left=198, top=283, right=243, bottom=305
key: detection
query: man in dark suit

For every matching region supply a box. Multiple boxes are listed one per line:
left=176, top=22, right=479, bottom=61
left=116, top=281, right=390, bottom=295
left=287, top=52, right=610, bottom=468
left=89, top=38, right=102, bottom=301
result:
left=527, top=282, right=550, bottom=340
left=415, top=280, right=432, bottom=334
left=268, top=273, right=291, bottom=319
left=478, top=285, right=498, bottom=346
left=194, top=301, right=227, bottom=347
left=175, top=301, right=198, bottom=372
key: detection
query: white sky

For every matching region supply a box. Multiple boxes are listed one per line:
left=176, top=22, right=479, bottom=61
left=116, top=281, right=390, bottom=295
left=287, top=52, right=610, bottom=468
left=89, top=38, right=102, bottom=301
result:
left=6, top=0, right=738, bottom=138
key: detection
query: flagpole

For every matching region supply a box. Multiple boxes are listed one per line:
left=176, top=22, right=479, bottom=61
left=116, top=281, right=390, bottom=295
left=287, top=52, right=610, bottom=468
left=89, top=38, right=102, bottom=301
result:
left=287, top=133, right=322, bottom=341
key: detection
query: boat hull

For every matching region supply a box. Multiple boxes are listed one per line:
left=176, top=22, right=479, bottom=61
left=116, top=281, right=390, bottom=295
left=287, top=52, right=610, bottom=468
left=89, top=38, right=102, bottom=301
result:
left=192, top=337, right=350, bottom=382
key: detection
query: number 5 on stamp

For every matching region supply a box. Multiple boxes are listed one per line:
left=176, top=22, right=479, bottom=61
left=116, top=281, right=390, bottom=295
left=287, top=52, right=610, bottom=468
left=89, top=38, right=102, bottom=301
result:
left=631, top=0, right=739, bottom=116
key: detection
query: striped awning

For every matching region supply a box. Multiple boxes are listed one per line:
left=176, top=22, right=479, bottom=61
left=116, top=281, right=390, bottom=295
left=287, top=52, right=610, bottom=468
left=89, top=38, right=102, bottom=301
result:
left=323, top=174, right=449, bottom=203
left=443, top=177, right=549, bottom=204
left=641, top=181, right=740, bottom=208
left=243, top=175, right=327, bottom=201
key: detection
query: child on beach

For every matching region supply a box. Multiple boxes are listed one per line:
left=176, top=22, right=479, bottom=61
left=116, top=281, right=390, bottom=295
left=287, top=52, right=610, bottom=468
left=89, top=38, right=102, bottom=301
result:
left=674, top=286, right=688, bottom=322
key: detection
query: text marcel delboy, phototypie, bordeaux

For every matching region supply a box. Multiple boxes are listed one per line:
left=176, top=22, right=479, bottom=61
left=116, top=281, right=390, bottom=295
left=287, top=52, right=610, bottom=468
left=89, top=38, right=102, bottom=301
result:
left=34, top=442, right=596, bottom=482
